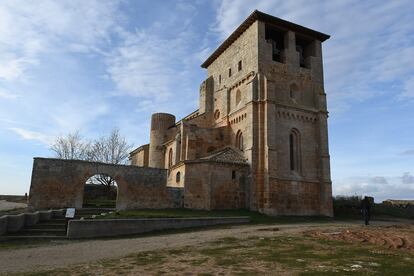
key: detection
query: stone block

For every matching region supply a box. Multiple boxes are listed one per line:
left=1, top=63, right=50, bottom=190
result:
left=0, top=216, right=7, bottom=235
left=6, top=214, right=25, bottom=232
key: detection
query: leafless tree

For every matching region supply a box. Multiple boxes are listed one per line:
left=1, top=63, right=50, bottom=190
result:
left=87, top=128, right=132, bottom=165
left=86, top=128, right=133, bottom=190
left=50, top=131, right=89, bottom=160
left=50, top=128, right=133, bottom=193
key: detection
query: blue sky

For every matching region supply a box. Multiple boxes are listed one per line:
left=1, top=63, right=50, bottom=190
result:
left=0, top=0, right=413, bottom=201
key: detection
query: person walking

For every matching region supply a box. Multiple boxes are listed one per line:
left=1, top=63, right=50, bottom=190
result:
left=360, top=196, right=371, bottom=225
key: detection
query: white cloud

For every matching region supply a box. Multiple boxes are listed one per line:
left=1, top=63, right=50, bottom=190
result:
left=9, top=127, right=53, bottom=145
left=106, top=30, right=177, bottom=100
left=370, top=176, right=388, bottom=185
left=105, top=4, right=205, bottom=109
left=0, top=0, right=122, bottom=81
left=0, top=89, right=19, bottom=99
left=401, top=172, right=414, bottom=184
left=334, top=175, right=414, bottom=201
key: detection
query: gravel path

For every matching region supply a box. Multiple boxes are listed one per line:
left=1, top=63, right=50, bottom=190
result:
left=0, top=220, right=394, bottom=274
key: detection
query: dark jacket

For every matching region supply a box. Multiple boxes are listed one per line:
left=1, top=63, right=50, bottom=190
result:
left=361, top=198, right=371, bottom=211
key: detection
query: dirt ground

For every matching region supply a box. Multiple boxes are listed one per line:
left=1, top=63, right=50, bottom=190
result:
left=1, top=219, right=413, bottom=275
left=306, top=224, right=414, bottom=252
left=0, top=199, right=27, bottom=212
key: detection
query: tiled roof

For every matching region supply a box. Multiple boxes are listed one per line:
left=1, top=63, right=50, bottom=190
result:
left=199, top=147, right=247, bottom=165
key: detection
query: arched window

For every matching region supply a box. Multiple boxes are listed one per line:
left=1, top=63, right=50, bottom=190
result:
left=289, top=83, right=298, bottom=100
left=236, top=130, right=244, bottom=151
left=289, top=129, right=301, bottom=172
left=236, top=89, right=241, bottom=106
left=214, top=109, right=220, bottom=120
left=176, top=171, right=181, bottom=183
left=168, top=148, right=173, bottom=168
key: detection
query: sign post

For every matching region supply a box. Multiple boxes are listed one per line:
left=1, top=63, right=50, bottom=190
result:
left=65, top=208, right=76, bottom=231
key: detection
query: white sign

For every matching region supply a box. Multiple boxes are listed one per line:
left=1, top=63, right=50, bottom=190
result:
left=65, top=208, right=76, bottom=218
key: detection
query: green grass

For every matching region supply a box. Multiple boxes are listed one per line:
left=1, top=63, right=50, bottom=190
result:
left=22, top=232, right=414, bottom=275
left=333, top=196, right=414, bottom=220
left=83, top=199, right=116, bottom=208
left=98, top=208, right=335, bottom=224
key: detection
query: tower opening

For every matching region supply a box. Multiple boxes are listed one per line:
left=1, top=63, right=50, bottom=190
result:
left=265, top=25, right=285, bottom=63
left=295, top=36, right=314, bottom=68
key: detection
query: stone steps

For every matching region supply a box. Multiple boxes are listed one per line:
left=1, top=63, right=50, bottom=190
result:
left=3, top=235, right=68, bottom=240
left=10, top=228, right=67, bottom=236
left=2, top=208, right=112, bottom=240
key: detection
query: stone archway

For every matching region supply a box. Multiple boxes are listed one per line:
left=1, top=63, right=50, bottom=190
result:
left=28, top=158, right=183, bottom=210
left=83, top=173, right=118, bottom=208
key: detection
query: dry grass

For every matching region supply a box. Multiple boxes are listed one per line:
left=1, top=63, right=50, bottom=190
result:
left=26, top=224, right=414, bottom=276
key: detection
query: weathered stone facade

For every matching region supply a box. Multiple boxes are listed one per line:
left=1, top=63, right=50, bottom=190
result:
left=29, top=11, right=333, bottom=216
left=130, top=10, right=333, bottom=216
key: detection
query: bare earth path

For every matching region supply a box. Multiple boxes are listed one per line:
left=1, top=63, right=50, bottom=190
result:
left=0, top=220, right=402, bottom=274
left=0, top=200, right=27, bottom=211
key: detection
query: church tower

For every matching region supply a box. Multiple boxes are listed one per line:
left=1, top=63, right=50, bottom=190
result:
left=201, top=10, right=332, bottom=216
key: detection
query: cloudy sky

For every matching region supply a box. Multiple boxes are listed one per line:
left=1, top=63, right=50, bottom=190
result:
left=0, top=0, right=413, bottom=201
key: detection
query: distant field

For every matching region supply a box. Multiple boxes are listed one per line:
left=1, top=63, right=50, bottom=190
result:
left=0, top=195, right=26, bottom=203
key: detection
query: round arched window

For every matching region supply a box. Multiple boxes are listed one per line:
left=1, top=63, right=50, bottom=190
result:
left=236, top=89, right=241, bottom=106
left=214, top=109, right=220, bottom=120
left=176, top=172, right=181, bottom=183
left=290, top=83, right=298, bottom=99
left=236, top=130, right=243, bottom=151
left=168, top=148, right=173, bottom=168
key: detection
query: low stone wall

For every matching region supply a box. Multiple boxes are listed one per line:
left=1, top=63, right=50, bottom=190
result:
left=0, top=209, right=65, bottom=235
left=0, top=216, right=7, bottom=235
left=67, top=217, right=250, bottom=238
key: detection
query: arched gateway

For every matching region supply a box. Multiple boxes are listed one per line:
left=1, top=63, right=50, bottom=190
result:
left=28, top=158, right=183, bottom=210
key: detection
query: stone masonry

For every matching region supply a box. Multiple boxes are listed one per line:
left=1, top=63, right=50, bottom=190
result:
left=130, top=10, right=333, bottom=216
left=29, top=10, right=333, bottom=216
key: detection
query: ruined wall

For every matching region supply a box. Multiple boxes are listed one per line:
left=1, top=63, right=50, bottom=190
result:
left=28, top=158, right=183, bottom=210
left=183, top=162, right=249, bottom=210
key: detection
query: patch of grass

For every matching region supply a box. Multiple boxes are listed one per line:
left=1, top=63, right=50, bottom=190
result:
left=25, top=233, right=414, bottom=276
left=83, top=199, right=116, bottom=208
left=130, top=252, right=167, bottom=266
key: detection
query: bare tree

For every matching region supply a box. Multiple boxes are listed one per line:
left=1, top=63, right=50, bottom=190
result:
left=50, top=128, right=133, bottom=194
left=86, top=128, right=133, bottom=191
left=50, top=131, right=89, bottom=160
left=88, top=128, right=132, bottom=165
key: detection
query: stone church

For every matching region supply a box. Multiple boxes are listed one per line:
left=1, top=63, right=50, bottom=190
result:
left=28, top=10, right=332, bottom=216
left=129, top=10, right=333, bottom=216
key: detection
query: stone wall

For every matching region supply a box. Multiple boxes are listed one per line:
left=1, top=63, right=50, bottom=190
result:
left=207, top=21, right=259, bottom=91
left=67, top=217, right=250, bottom=239
left=29, top=158, right=183, bottom=210
left=130, top=144, right=149, bottom=167
left=184, top=162, right=249, bottom=210
left=264, top=179, right=331, bottom=216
